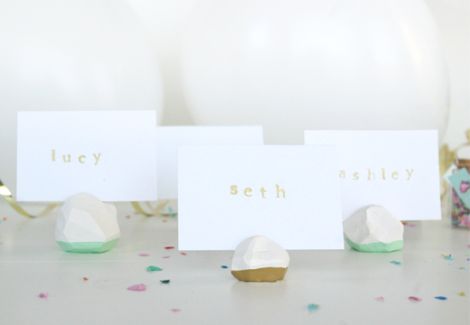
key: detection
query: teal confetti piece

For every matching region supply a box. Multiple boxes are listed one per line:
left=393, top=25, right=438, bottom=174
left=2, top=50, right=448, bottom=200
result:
left=442, top=254, right=454, bottom=261
left=146, top=265, right=162, bottom=272
left=307, top=304, right=319, bottom=313
left=389, top=260, right=402, bottom=266
left=221, top=265, right=228, bottom=269
left=160, top=279, right=170, bottom=285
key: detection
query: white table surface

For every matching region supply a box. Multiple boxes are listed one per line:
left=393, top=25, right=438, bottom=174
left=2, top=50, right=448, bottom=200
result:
left=0, top=201, right=469, bottom=325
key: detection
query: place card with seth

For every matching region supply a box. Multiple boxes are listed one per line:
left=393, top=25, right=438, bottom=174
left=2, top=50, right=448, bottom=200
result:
left=304, top=130, right=441, bottom=220
left=17, top=111, right=157, bottom=202
left=178, top=145, right=344, bottom=250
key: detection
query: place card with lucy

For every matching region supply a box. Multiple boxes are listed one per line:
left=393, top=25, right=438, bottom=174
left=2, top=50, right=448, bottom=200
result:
left=177, top=145, right=344, bottom=250
left=17, top=111, right=157, bottom=201
left=305, top=130, right=441, bottom=220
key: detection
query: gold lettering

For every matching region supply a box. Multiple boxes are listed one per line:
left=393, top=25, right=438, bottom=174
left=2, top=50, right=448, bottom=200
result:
left=276, top=184, right=286, bottom=199
left=352, top=172, right=359, bottom=181
left=62, top=154, right=71, bottom=163
left=391, top=171, right=399, bottom=180
left=230, top=185, right=238, bottom=195
left=93, top=153, right=101, bottom=166
left=406, top=169, right=414, bottom=180
left=78, top=155, right=86, bottom=164
left=260, top=187, right=267, bottom=198
left=244, top=187, right=253, bottom=197
left=367, top=169, right=375, bottom=181
left=339, top=170, right=346, bottom=179
left=51, top=149, right=56, bottom=162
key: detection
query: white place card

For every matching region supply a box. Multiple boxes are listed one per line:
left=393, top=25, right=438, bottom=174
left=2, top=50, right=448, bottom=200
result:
left=305, top=130, right=441, bottom=220
left=178, top=145, right=344, bottom=250
left=156, top=126, right=263, bottom=199
left=17, top=111, right=157, bottom=202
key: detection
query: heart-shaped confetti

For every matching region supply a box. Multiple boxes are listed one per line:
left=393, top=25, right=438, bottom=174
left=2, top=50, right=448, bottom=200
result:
left=460, top=181, right=470, bottom=193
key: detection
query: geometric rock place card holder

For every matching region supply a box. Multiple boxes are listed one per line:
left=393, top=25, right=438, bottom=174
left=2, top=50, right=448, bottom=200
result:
left=343, top=205, right=404, bottom=253
left=231, top=236, right=290, bottom=282
left=55, top=193, right=120, bottom=253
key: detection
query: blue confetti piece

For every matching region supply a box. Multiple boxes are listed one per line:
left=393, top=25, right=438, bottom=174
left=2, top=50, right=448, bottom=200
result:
left=307, top=303, right=319, bottom=313
left=389, top=260, right=402, bottom=266
left=434, top=296, right=447, bottom=301
left=221, top=265, right=228, bottom=269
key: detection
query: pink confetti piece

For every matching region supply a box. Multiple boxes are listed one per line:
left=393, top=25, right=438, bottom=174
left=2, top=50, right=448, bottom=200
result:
left=170, top=308, right=181, bottom=313
left=164, top=246, right=175, bottom=250
left=38, top=292, right=48, bottom=300
left=460, top=181, right=470, bottom=193
left=138, top=253, right=150, bottom=257
left=374, top=296, right=385, bottom=302
left=127, top=284, right=147, bottom=292
left=408, top=296, right=422, bottom=303
left=180, top=252, right=187, bottom=256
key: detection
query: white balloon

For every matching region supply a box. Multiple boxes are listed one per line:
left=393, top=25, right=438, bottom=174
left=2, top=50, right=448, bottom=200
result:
left=181, top=0, right=449, bottom=144
left=0, top=0, right=163, bottom=195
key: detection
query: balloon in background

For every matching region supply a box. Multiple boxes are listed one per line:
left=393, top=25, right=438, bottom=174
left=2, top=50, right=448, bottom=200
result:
left=180, top=0, right=449, bottom=144
left=0, top=0, right=163, bottom=196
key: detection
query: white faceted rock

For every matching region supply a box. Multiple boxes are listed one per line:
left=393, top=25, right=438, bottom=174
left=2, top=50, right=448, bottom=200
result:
left=231, top=236, right=289, bottom=282
left=344, top=206, right=404, bottom=253
left=55, top=193, right=120, bottom=253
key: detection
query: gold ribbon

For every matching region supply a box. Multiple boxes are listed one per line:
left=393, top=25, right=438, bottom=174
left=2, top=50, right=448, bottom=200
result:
left=0, top=179, right=58, bottom=219
left=0, top=178, right=177, bottom=218
left=131, top=200, right=176, bottom=217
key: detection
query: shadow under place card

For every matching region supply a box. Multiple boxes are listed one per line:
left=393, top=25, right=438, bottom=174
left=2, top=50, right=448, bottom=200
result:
left=304, top=130, right=441, bottom=220
left=156, top=126, right=263, bottom=199
left=178, top=145, right=344, bottom=250
left=17, top=111, right=157, bottom=202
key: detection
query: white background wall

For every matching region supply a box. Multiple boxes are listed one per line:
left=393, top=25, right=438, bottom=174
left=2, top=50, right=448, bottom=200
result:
left=127, top=0, right=469, bottom=147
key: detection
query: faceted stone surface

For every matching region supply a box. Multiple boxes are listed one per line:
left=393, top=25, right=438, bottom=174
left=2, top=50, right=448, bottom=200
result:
left=344, top=205, right=403, bottom=253
left=55, top=193, right=120, bottom=253
left=231, top=236, right=289, bottom=282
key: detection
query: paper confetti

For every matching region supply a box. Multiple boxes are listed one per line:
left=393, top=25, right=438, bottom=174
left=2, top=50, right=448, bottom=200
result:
left=434, top=296, right=447, bottom=301
left=442, top=254, right=454, bottom=261
left=374, top=296, right=385, bottom=302
left=389, top=260, right=402, bottom=266
left=164, top=246, right=175, bottom=250
left=146, top=265, right=163, bottom=272
left=180, top=252, right=187, bottom=256
left=127, top=283, right=147, bottom=292
left=307, top=303, right=319, bottom=313
left=82, top=277, right=89, bottom=282
left=170, top=308, right=181, bottom=313
left=138, top=253, right=150, bottom=257
left=160, top=280, right=170, bottom=285
left=38, top=292, right=48, bottom=300
left=221, top=265, right=228, bottom=269
left=458, top=291, right=466, bottom=297
left=408, top=296, right=422, bottom=303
